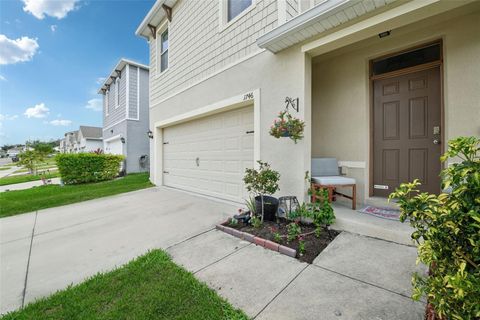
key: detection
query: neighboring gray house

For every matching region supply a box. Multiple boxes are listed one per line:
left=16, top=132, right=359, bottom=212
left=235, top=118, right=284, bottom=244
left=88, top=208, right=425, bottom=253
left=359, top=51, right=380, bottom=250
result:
left=98, top=59, right=150, bottom=173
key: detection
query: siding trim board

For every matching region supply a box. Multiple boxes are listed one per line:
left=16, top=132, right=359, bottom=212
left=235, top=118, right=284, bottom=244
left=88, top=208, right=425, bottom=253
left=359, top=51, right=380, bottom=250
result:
left=150, top=49, right=265, bottom=109
left=126, top=64, right=130, bottom=117
left=137, top=66, right=140, bottom=120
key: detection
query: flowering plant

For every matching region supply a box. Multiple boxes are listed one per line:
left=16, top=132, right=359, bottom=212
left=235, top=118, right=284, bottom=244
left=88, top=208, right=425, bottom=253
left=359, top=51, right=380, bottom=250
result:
left=269, top=110, right=305, bottom=143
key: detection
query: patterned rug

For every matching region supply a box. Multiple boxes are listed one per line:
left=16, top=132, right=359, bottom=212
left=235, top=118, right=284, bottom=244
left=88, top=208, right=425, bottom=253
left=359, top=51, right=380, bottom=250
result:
left=358, top=206, right=403, bottom=221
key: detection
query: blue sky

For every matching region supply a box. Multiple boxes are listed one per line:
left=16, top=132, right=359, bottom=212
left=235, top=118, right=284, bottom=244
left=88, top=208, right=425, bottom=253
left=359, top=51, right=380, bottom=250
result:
left=0, top=0, right=154, bottom=145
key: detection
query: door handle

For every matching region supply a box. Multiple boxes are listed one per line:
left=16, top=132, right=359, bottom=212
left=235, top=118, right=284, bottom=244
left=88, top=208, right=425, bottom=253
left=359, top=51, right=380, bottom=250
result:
left=195, top=157, right=200, bottom=167
left=433, top=139, right=441, bottom=145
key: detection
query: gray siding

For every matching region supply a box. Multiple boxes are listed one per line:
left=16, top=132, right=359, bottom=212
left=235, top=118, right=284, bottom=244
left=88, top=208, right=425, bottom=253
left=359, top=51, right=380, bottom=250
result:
left=104, top=65, right=127, bottom=127
left=128, top=65, right=138, bottom=119
left=102, top=63, right=150, bottom=173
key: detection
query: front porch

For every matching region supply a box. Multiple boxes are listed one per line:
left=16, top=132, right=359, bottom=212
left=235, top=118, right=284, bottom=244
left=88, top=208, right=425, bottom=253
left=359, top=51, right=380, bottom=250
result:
left=331, top=203, right=412, bottom=245
left=308, top=3, right=480, bottom=207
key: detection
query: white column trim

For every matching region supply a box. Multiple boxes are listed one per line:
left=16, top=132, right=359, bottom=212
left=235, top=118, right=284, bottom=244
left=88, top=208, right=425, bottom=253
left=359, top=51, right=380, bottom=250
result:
left=137, top=66, right=140, bottom=120
left=125, top=64, right=130, bottom=119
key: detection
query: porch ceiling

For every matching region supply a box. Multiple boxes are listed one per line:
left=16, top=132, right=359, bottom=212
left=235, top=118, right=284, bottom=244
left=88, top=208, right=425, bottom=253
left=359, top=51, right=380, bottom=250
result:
left=257, top=0, right=396, bottom=53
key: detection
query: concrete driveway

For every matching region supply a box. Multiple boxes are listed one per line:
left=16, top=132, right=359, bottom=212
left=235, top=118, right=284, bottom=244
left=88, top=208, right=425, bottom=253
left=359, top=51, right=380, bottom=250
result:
left=0, top=187, right=236, bottom=314
left=1, top=187, right=426, bottom=319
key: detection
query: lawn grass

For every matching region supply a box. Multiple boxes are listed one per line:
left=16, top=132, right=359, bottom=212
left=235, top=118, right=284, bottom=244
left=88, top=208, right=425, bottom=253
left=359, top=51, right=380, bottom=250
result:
left=0, top=171, right=60, bottom=186
left=1, top=250, right=247, bottom=320
left=0, top=173, right=153, bottom=218
left=0, top=167, right=10, bottom=170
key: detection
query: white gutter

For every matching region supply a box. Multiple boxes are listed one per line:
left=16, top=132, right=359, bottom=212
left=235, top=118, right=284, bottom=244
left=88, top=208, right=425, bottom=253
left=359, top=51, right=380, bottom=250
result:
left=97, top=58, right=149, bottom=94
left=135, top=0, right=167, bottom=39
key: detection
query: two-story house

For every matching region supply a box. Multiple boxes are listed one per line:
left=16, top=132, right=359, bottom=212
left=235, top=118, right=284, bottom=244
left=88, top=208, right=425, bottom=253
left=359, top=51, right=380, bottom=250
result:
left=137, top=0, right=480, bottom=205
left=98, top=59, right=150, bottom=173
left=62, top=127, right=103, bottom=153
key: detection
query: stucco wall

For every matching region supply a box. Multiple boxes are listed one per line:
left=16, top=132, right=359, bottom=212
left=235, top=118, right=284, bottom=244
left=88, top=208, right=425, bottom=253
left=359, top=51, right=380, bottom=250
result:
left=311, top=9, right=480, bottom=203
left=150, top=46, right=311, bottom=202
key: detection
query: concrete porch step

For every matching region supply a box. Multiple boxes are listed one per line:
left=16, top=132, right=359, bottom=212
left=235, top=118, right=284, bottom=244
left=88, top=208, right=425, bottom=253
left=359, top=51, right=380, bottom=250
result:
left=331, top=203, right=413, bottom=246
left=364, top=196, right=401, bottom=210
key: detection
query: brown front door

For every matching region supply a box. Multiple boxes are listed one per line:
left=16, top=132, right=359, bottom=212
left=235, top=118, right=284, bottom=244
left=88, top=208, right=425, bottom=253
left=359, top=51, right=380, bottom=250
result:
left=373, top=67, right=442, bottom=197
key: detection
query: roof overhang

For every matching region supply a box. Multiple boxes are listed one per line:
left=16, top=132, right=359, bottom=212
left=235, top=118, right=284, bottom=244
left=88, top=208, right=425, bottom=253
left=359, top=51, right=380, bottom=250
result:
left=302, top=0, right=475, bottom=57
left=135, top=0, right=177, bottom=40
left=258, top=0, right=475, bottom=55
left=97, top=58, right=149, bottom=94
left=257, top=0, right=377, bottom=53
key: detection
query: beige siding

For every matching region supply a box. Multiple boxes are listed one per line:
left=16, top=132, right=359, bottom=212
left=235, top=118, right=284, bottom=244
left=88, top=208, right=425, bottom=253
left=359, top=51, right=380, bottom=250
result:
left=149, top=0, right=278, bottom=106
left=286, top=0, right=298, bottom=21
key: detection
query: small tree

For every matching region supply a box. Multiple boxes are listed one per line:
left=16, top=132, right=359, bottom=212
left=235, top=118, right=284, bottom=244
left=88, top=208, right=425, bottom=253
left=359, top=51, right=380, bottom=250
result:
left=33, top=143, right=53, bottom=157
left=243, top=161, right=280, bottom=222
left=18, top=150, right=42, bottom=174
left=389, top=136, right=480, bottom=319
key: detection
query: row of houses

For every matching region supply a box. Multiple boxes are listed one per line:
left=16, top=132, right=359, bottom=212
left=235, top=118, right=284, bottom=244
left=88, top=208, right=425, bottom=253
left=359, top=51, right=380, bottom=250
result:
left=116, top=0, right=479, bottom=207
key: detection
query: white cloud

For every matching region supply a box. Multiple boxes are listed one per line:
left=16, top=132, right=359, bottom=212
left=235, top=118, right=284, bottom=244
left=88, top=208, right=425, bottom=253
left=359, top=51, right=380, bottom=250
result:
left=50, top=119, right=72, bottom=126
left=24, top=103, right=50, bottom=118
left=0, top=75, right=6, bottom=81
left=22, top=0, right=79, bottom=20
left=0, top=34, right=39, bottom=65
left=85, top=98, right=102, bottom=112
left=96, top=77, right=106, bottom=85
left=0, top=114, right=18, bottom=121
left=50, top=24, right=57, bottom=32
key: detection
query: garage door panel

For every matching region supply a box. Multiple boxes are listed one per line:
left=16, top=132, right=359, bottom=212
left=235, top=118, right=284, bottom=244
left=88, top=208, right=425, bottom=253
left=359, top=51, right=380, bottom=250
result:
left=163, top=106, right=254, bottom=203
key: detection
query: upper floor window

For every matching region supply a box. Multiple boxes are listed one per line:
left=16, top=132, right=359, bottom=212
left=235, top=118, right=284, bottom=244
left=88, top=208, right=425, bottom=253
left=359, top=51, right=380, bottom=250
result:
left=115, top=78, right=120, bottom=108
left=160, top=29, right=169, bottom=72
left=219, top=0, right=254, bottom=30
left=227, top=0, right=252, bottom=22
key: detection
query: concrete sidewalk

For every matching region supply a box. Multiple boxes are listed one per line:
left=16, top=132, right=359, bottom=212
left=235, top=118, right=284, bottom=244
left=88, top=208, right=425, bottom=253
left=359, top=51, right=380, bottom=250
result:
left=0, top=178, right=61, bottom=193
left=1, top=187, right=425, bottom=319
left=0, top=166, right=20, bottom=179
left=168, top=230, right=426, bottom=319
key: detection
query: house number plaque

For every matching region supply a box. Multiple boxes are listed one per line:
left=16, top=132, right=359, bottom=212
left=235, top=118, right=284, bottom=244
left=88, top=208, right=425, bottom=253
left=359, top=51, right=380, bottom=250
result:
left=243, top=92, right=254, bottom=100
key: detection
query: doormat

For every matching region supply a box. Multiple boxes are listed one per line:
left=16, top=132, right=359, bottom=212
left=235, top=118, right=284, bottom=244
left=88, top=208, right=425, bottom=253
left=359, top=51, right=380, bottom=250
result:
left=358, top=206, right=403, bottom=221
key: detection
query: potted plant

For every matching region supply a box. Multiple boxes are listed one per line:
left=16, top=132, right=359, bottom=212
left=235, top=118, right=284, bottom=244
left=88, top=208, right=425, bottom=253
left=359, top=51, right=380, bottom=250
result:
left=243, top=160, right=280, bottom=222
left=269, top=110, right=305, bottom=143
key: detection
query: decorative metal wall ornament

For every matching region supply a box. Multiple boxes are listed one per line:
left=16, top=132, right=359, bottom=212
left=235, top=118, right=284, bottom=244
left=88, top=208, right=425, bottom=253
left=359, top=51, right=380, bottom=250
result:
left=285, top=97, right=299, bottom=112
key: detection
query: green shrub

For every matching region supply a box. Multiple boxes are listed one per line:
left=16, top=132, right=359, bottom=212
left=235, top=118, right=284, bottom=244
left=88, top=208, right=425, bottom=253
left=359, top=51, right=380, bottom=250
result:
left=56, top=153, right=124, bottom=184
left=389, top=136, right=480, bottom=319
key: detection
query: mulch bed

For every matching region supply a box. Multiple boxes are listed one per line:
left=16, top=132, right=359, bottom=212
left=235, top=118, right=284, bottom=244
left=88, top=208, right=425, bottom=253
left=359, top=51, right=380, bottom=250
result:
left=222, top=219, right=340, bottom=264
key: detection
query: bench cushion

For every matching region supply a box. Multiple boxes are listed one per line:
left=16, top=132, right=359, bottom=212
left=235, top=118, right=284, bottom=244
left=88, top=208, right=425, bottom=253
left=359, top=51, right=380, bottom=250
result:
left=312, top=176, right=356, bottom=185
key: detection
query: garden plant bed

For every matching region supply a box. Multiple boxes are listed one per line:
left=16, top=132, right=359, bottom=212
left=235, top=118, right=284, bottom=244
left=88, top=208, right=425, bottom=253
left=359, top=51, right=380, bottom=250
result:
left=220, top=220, right=340, bottom=264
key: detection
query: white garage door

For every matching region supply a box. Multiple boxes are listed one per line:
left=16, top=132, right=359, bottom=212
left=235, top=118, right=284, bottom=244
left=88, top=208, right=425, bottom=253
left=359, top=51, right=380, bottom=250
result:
left=105, top=139, right=123, bottom=155
left=163, top=106, right=254, bottom=203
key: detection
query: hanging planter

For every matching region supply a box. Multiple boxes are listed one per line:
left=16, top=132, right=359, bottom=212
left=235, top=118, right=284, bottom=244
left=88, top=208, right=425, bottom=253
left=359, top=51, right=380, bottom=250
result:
left=269, top=110, right=305, bottom=143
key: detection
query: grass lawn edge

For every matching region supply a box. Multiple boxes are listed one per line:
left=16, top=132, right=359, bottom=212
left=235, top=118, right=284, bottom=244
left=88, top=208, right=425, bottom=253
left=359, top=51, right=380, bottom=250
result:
left=0, top=249, right=248, bottom=320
